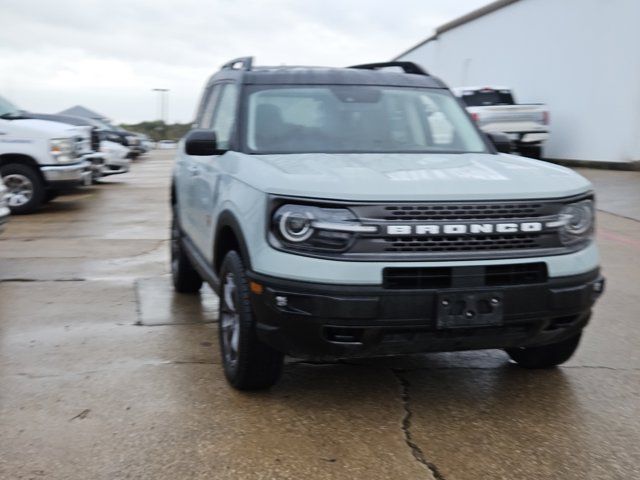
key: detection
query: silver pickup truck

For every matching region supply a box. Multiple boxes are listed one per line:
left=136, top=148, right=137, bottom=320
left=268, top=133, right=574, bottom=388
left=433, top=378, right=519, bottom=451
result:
left=453, top=86, right=548, bottom=159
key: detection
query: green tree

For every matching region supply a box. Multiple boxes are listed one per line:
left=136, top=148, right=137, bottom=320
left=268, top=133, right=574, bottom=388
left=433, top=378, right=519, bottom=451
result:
left=119, top=121, right=191, bottom=142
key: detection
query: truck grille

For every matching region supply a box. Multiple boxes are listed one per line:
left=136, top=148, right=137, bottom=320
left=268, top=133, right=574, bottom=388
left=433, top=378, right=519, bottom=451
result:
left=90, top=128, right=100, bottom=151
left=383, top=233, right=543, bottom=253
left=381, top=202, right=545, bottom=221
left=341, top=198, right=587, bottom=261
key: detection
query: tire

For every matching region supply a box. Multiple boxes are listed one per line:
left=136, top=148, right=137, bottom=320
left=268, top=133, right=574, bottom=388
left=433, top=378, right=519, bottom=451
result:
left=218, top=251, right=284, bottom=390
left=0, top=163, right=45, bottom=214
left=170, top=209, right=203, bottom=293
left=518, top=145, right=542, bottom=159
left=506, top=333, right=582, bottom=369
left=43, top=190, right=59, bottom=204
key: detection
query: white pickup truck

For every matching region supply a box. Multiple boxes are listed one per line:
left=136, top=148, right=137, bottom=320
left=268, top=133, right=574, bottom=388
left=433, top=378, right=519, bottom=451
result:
left=0, top=96, right=91, bottom=214
left=453, top=86, right=549, bottom=158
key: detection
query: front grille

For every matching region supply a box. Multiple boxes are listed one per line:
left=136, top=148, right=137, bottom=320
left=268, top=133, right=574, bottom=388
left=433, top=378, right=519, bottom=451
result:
left=344, top=199, right=579, bottom=260
left=383, top=263, right=548, bottom=289
left=90, top=128, right=100, bottom=151
left=381, top=202, right=545, bottom=221
left=383, top=233, right=543, bottom=253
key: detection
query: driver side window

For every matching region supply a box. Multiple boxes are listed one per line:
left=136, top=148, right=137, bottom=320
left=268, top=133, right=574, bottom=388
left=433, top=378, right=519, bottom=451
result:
left=211, top=84, right=239, bottom=150
left=199, top=85, right=222, bottom=130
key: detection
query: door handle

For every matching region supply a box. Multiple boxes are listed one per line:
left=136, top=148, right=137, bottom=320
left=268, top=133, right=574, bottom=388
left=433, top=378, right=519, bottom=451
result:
left=187, top=165, right=200, bottom=176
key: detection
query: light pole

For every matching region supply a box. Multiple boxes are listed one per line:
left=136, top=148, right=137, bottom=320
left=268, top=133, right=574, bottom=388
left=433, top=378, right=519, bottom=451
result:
left=152, top=88, right=169, bottom=123
left=152, top=88, right=169, bottom=140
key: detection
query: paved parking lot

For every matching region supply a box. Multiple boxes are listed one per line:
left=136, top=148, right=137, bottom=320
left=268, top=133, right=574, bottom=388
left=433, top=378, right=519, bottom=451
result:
left=1, top=151, right=639, bottom=480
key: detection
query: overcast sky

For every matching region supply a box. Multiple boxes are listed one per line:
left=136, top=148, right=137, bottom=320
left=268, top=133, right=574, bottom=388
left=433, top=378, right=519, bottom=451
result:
left=0, top=0, right=490, bottom=124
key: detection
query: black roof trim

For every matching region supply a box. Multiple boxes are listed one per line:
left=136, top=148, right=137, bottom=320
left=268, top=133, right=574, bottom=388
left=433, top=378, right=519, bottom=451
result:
left=221, top=56, right=253, bottom=71
left=349, top=61, right=429, bottom=76
left=209, top=57, right=447, bottom=88
left=242, top=68, right=445, bottom=88
left=394, top=0, right=522, bottom=59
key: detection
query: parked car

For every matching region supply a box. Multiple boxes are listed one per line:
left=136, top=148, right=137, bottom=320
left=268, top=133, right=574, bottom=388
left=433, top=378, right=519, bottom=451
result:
left=158, top=140, right=177, bottom=149
left=59, top=113, right=141, bottom=160
left=117, top=129, right=145, bottom=158
left=0, top=96, right=91, bottom=214
left=172, top=58, right=603, bottom=390
left=24, top=114, right=133, bottom=179
left=136, top=133, right=154, bottom=153
left=0, top=176, right=9, bottom=232
left=21, top=113, right=108, bottom=181
left=99, top=140, right=131, bottom=176
left=452, top=86, right=549, bottom=158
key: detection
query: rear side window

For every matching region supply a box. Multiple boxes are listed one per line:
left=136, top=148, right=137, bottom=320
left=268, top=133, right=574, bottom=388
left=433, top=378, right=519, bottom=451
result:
left=460, top=89, right=514, bottom=106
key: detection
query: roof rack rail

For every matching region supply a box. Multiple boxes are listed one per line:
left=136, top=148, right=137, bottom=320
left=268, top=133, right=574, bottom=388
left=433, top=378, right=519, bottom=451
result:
left=221, top=56, right=254, bottom=71
left=348, top=61, right=428, bottom=76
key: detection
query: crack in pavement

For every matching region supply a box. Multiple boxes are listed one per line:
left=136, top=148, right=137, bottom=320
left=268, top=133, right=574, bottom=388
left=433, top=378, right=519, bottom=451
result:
left=0, top=278, right=86, bottom=283
left=392, top=369, right=445, bottom=480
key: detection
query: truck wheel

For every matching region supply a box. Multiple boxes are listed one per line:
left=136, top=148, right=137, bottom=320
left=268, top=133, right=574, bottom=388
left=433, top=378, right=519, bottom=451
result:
left=0, top=163, right=45, bottom=214
left=519, top=145, right=542, bottom=159
left=170, top=210, right=203, bottom=293
left=43, top=191, right=59, bottom=204
left=506, top=333, right=581, bottom=368
left=218, top=251, right=284, bottom=390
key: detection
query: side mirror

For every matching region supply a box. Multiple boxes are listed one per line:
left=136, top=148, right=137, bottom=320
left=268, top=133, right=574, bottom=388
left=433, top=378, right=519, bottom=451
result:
left=185, top=129, right=223, bottom=156
left=485, top=132, right=513, bottom=154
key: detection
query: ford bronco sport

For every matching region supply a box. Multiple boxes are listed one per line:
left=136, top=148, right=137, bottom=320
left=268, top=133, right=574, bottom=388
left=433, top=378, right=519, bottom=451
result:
left=171, top=58, right=604, bottom=390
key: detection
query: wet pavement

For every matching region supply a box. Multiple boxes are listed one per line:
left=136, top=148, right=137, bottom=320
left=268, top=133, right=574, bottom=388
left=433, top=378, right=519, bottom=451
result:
left=1, top=151, right=639, bottom=479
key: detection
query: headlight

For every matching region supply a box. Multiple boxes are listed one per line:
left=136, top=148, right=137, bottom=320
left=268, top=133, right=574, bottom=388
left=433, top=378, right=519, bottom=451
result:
left=272, top=204, right=377, bottom=252
left=50, top=138, right=75, bottom=163
left=558, top=199, right=594, bottom=245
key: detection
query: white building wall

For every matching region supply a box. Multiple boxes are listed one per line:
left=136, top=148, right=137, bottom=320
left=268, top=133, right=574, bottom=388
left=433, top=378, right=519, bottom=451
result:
left=399, top=0, right=640, bottom=164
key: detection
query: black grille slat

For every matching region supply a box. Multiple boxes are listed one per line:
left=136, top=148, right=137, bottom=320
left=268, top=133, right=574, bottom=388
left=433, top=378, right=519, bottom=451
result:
left=383, top=263, right=548, bottom=289
left=383, top=234, right=544, bottom=252
left=90, top=128, right=100, bottom=152
left=381, top=202, right=545, bottom=221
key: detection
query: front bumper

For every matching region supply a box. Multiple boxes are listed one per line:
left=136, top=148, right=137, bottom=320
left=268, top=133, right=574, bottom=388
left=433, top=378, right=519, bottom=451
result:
left=248, top=268, right=604, bottom=360
left=41, top=161, right=92, bottom=188
left=81, top=153, right=106, bottom=177
left=102, top=164, right=130, bottom=175
left=103, top=156, right=131, bottom=176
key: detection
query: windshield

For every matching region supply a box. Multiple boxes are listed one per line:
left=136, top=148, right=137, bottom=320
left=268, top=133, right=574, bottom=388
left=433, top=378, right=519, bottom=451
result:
left=459, top=89, right=515, bottom=106
left=0, top=95, right=21, bottom=117
left=244, top=86, right=487, bottom=154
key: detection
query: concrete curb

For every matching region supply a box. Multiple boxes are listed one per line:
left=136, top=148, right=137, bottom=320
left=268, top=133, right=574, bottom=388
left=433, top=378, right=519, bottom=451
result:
left=544, top=158, right=640, bottom=171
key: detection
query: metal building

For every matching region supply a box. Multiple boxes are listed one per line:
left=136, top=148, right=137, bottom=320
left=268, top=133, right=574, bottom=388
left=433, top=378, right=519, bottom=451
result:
left=395, top=0, right=640, bottom=168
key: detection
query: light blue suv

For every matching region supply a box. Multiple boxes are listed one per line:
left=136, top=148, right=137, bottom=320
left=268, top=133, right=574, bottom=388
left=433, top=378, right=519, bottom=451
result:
left=171, top=58, right=604, bottom=390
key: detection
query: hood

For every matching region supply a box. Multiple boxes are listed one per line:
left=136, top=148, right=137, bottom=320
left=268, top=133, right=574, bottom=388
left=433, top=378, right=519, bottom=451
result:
left=8, top=118, right=81, bottom=138
left=225, top=152, right=592, bottom=201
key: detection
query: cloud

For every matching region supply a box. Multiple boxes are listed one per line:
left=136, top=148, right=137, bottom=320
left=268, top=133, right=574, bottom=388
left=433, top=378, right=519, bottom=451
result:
left=0, top=0, right=489, bottom=122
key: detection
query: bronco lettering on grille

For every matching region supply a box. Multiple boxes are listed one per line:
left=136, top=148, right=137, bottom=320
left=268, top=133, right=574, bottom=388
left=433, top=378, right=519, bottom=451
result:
left=386, top=222, right=543, bottom=235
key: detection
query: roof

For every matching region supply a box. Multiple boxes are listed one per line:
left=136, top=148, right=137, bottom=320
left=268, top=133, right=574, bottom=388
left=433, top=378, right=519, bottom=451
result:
left=58, top=105, right=108, bottom=121
left=394, top=0, right=522, bottom=59
left=452, top=86, right=511, bottom=94
left=214, top=66, right=447, bottom=89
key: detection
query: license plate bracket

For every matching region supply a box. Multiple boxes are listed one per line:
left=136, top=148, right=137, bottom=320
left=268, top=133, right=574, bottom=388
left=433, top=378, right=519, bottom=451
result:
left=436, top=291, right=504, bottom=329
